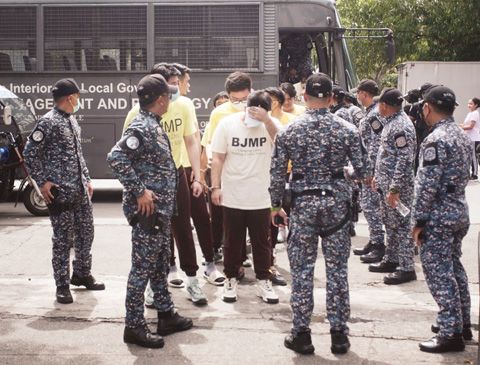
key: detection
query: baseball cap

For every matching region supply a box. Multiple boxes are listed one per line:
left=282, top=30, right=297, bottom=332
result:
left=332, top=85, right=346, bottom=97
left=52, top=78, right=85, bottom=99
left=418, top=82, right=434, bottom=97
left=423, top=85, right=456, bottom=109
left=137, top=74, right=178, bottom=106
left=378, top=87, right=404, bottom=106
left=352, top=79, right=379, bottom=96
left=305, top=73, right=332, bottom=98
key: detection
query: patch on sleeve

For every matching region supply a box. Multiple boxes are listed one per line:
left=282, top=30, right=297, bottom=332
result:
left=119, top=131, right=143, bottom=151
left=422, top=142, right=439, bottom=166
left=126, top=136, right=140, bottom=150
left=31, top=129, right=44, bottom=143
left=394, top=133, right=407, bottom=148
left=370, top=118, right=383, bottom=134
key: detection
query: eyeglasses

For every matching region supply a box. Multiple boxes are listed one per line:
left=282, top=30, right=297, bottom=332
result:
left=230, top=96, right=248, bottom=103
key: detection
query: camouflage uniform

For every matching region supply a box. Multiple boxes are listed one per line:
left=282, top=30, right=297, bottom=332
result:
left=375, top=111, right=416, bottom=271
left=333, top=104, right=353, bottom=125
left=24, top=107, right=94, bottom=287
left=107, top=109, right=177, bottom=328
left=359, top=103, right=385, bottom=248
left=347, top=104, right=364, bottom=128
left=270, top=109, right=365, bottom=335
left=279, top=33, right=313, bottom=84
left=413, top=117, right=471, bottom=338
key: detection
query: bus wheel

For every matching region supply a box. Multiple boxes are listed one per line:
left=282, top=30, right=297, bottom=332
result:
left=23, top=184, right=49, bottom=216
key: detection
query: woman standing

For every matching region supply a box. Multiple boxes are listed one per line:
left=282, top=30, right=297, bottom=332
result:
left=461, top=97, right=480, bottom=180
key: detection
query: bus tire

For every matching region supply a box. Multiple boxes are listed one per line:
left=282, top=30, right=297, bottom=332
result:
left=23, top=184, right=49, bottom=216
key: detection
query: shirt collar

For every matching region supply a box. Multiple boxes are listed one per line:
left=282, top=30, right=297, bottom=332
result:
left=54, top=106, right=71, bottom=118
left=140, top=109, right=161, bottom=123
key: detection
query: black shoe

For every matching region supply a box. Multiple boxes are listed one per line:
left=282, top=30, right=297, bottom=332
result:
left=470, top=175, right=478, bottom=180
left=56, top=285, right=73, bottom=304
left=419, top=335, right=465, bottom=353
left=349, top=225, right=356, bottom=237
left=330, top=329, right=350, bottom=354
left=368, top=261, right=398, bottom=273
left=71, top=274, right=105, bottom=290
left=124, top=325, right=164, bottom=348
left=157, top=309, right=193, bottom=336
left=360, top=246, right=385, bottom=264
left=353, top=241, right=373, bottom=256
left=270, top=267, right=287, bottom=286
left=384, top=270, right=417, bottom=285
left=431, top=324, right=473, bottom=341
left=284, top=331, right=315, bottom=354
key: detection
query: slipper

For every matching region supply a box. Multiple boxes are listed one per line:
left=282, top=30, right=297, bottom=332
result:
left=203, top=269, right=226, bottom=286
left=168, top=271, right=185, bottom=288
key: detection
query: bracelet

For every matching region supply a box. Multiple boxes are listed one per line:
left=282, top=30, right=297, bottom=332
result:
left=210, top=186, right=221, bottom=191
left=192, top=179, right=202, bottom=184
left=270, top=207, right=281, bottom=212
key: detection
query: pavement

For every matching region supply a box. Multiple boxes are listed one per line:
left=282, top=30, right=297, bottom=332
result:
left=0, top=180, right=479, bottom=365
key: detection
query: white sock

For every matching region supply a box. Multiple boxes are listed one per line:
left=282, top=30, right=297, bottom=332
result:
left=205, top=262, right=216, bottom=275
left=186, top=276, right=197, bottom=285
left=169, top=265, right=177, bottom=274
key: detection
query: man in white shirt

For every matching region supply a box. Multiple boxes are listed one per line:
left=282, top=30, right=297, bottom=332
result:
left=210, top=90, right=281, bottom=304
left=461, top=97, right=480, bottom=179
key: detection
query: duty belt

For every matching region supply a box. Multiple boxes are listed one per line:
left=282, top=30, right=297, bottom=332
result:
left=291, top=170, right=344, bottom=181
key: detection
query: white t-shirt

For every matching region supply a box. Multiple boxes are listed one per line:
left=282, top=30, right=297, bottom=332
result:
left=211, top=112, right=280, bottom=210
left=464, top=110, right=480, bottom=142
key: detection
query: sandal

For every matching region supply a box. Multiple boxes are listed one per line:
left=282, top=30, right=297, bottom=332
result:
left=203, top=269, right=226, bottom=286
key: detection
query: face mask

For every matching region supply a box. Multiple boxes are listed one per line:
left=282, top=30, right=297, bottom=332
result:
left=244, top=108, right=263, bottom=128
left=232, top=101, right=247, bottom=111
left=70, top=96, right=80, bottom=113
left=170, top=89, right=180, bottom=102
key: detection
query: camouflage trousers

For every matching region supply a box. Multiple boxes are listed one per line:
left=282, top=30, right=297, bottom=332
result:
left=287, top=194, right=351, bottom=336
left=379, top=192, right=415, bottom=271
left=360, top=184, right=385, bottom=246
left=420, top=222, right=471, bottom=338
left=49, top=194, right=93, bottom=287
left=125, top=220, right=173, bottom=328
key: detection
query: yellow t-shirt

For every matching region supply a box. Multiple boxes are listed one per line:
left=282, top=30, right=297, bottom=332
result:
left=123, top=96, right=197, bottom=168
left=272, top=111, right=296, bottom=127
left=290, top=104, right=306, bottom=116
left=179, top=97, right=199, bottom=168
left=201, top=101, right=239, bottom=147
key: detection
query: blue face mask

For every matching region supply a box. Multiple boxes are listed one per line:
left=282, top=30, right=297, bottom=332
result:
left=170, top=89, right=180, bottom=102
left=70, top=96, right=80, bottom=113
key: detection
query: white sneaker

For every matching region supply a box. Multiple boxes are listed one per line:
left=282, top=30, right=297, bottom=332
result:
left=256, top=279, right=279, bottom=304
left=186, top=277, right=208, bottom=306
left=168, top=270, right=185, bottom=288
left=277, top=226, right=287, bottom=243
left=144, top=285, right=154, bottom=308
left=242, top=257, right=252, bottom=268
left=222, top=277, right=238, bottom=303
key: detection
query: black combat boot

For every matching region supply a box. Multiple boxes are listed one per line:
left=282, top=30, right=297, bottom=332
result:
left=157, top=309, right=193, bottom=336
left=124, top=325, right=164, bottom=348
left=383, top=270, right=417, bottom=285
left=431, top=324, right=473, bottom=341
left=71, top=273, right=105, bottom=290
left=368, top=260, right=398, bottom=273
left=284, top=331, right=315, bottom=354
left=419, top=334, right=465, bottom=353
left=360, top=245, right=385, bottom=263
left=56, top=285, right=73, bottom=304
left=330, top=329, right=350, bottom=354
left=353, top=241, right=373, bottom=256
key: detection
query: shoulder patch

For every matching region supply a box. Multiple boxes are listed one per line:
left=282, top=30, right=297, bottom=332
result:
left=126, top=136, right=140, bottom=150
left=394, top=133, right=407, bottom=148
left=119, top=130, right=143, bottom=151
left=31, top=129, right=44, bottom=143
left=422, top=142, right=439, bottom=166
left=370, top=118, right=383, bottom=134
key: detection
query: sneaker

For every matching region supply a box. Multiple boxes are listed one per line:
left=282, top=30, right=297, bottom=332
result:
left=256, top=279, right=279, bottom=304
left=277, top=226, right=287, bottom=243
left=168, top=270, right=185, bottom=288
left=222, top=277, right=238, bottom=303
left=186, top=278, right=208, bottom=306
left=145, top=285, right=154, bottom=309
left=270, top=266, right=287, bottom=286
left=242, top=257, right=252, bottom=268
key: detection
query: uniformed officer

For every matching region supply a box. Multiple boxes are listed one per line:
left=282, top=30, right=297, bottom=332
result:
left=23, top=78, right=104, bottom=304
left=345, top=92, right=364, bottom=128
left=107, top=74, right=192, bottom=348
left=412, top=86, right=473, bottom=353
left=369, top=88, right=417, bottom=284
left=331, top=85, right=352, bottom=124
left=270, top=73, right=365, bottom=355
left=352, top=80, right=386, bottom=264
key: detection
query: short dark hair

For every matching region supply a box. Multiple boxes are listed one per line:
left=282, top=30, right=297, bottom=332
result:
left=150, top=63, right=181, bottom=81
left=264, top=87, right=285, bottom=105
left=247, top=90, right=272, bottom=112
left=428, top=101, right=455, bottom=116
left=212, top=91, right=228, bottom=107
left=225, top=72, right=252, bottom=93
left=172, top=63, right=191, bottom=76
left=472, top=97, right=480, bottom=109
left=280, top=82, right=296, bottom=98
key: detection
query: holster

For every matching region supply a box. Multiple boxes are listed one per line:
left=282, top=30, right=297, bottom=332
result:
left=129, top=212, right=162, bottom=234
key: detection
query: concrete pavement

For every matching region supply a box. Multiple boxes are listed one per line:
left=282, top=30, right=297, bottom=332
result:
left=0, top=180, right=479, bottom=364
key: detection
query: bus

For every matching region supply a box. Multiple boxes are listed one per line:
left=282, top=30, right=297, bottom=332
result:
left=0, top=0, right=358, bottom=178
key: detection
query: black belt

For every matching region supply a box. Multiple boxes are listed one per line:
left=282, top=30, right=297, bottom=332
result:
left=291, top=171, right=344, bottom=181
left=292, top=189, right=334, bottom=198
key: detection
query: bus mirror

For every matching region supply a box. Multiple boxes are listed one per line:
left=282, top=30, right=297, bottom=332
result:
left=385, top=30, right=395, bottom=65
left=3, top=105, right=12, bottom=126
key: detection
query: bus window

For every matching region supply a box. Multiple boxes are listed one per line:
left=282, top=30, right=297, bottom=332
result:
left=44, top=6, right=147, bottom=72
left=155, top=5, right=260, bottom=71
left=0, top=6, right=36, bottom=72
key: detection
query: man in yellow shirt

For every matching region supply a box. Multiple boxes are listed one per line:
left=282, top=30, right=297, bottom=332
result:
left=123, top=64, right=209, bottom=306
left=280, top=82, right=306, bottom=116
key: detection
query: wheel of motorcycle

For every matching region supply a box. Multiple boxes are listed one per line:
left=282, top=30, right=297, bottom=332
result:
left=23, top=184, right=49, bottom=216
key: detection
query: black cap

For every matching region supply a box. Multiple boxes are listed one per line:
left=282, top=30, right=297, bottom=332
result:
left=418, top=82, right=434, bottom=97
left=52, top=78, right=84, bottom=99
left=137, top=74, right=178, bottom=106
left=423, top=85, right=456, bottom=109
left=332, top=85, right=346, bottom=97
left=379, top=87, right=404, bottom=106
left=352, top=79, right=379, bottom=96
left=305, top=73, right=332, bottom=98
